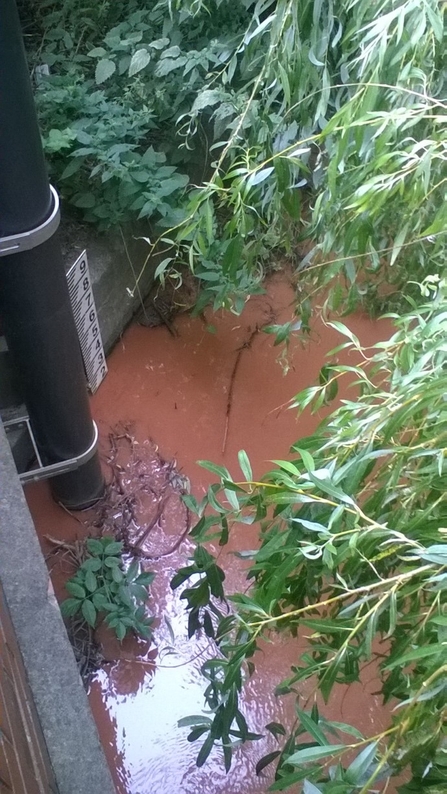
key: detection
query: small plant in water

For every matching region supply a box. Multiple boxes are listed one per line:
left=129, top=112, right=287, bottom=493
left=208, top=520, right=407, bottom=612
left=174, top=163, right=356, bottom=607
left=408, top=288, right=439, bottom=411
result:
left=61, top=536, right=154, bottom=641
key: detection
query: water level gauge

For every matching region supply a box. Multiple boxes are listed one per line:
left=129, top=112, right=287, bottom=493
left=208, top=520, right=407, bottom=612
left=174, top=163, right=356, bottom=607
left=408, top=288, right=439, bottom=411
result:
left=66, top=250, right=107, bottom=393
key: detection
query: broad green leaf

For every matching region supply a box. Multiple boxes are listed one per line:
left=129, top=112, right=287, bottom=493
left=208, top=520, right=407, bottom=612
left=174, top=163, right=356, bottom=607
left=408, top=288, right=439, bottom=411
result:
left=128, top=48, right=151, bottom=77
left=95, top=58, right=116, bottom=84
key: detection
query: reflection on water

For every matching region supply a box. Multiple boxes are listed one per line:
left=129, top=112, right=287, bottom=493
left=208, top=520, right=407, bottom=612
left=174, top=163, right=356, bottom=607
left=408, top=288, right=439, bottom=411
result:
left=26, top=272, right=395, bottom=793
left=89, top=577, right=295, bottom=794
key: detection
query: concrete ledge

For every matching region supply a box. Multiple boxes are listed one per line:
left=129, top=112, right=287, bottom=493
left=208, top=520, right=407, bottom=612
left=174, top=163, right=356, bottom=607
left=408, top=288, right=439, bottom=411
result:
left=0, top=422, right=116, bottom=794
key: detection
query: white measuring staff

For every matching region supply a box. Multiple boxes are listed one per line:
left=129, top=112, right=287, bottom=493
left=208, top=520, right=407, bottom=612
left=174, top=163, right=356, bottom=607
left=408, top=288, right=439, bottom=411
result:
left=66, top=250, right=107, bottom=393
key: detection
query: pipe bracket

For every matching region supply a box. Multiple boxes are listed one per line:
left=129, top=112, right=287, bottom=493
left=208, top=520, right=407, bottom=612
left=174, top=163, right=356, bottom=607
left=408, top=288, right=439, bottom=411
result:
left=3, top=416, right=99, bottom=484
left=0, top=185, right=60, bottom=258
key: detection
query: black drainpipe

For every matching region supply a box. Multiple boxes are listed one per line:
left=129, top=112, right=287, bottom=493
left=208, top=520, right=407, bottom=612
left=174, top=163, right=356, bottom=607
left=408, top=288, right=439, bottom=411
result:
left=0, top=0, right=105, bottom=509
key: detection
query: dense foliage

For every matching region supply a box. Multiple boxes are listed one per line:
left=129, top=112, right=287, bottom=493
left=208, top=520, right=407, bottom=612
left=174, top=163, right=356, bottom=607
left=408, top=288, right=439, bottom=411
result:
left=176, top=279, right=447, bottom=792
left=19, top=2, right=447, bottom=791
left=20, top=0, right=447, bottom=314
left=61, top=536, right=154, bottom=640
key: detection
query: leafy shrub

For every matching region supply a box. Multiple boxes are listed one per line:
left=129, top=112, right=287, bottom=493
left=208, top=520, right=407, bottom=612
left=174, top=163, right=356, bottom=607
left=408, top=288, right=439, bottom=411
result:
left=61, top=536, right=154, bottom=641
left=22, top=1, right=447, bottom=312
left=173, top=279, right=447, bottom=791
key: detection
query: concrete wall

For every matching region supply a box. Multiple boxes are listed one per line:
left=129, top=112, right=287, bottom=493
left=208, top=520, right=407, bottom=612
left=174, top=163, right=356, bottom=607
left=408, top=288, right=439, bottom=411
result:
left=59, top=218, right=158, bottom=355
left=0, top=422, right=116, bottom=794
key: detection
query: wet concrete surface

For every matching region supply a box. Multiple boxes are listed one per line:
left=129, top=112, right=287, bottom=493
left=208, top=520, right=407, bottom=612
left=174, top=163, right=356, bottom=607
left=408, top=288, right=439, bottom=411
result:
left=25, top=272, right=398, bottom=793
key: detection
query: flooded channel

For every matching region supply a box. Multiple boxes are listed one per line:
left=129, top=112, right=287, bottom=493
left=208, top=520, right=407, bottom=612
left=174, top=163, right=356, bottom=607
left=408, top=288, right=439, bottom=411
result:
left=25, top=272, right=396, bottom=793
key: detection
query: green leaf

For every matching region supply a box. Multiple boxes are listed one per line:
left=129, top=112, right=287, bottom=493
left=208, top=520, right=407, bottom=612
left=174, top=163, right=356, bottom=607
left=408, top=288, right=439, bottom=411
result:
left=84, top=570, right=97, bottom=593
left=307, top=471, right=354, bottom=505
left=192, top=89, right=223, bottom=112
left=135, top=572, right=155, bottom=587
left=92, top=592, right=108, bottom=609
left=112, top=566, right=124, bottom=584
left=303, top=782, right=324, bottom=794
left=128, top=48, right=151, bottom=77
left=198, top=460, right=231, bottom=479
left=385, top=644, right=447, bottom=670
left=65, top=581, right=86, bottom=599
left=178, top=715, right=212, bottom=728
left=238, top=450, right=253, bottom=481
left=115, top=621, right=126, bottom=641
left=272, top=460, right=301, bottom=477
left=346, top=742, right=378, bottom=784
left=104, top=541, right=123, bottom=556
left=296, top=709, right=329, bottom=746
left=104, top=556, right=120, bottom=568
left=196, top=734, right=214, bottom=767
left=80, top=558, right=102, bottom=572
left=294, top=448, right=315, bottom=472
left=419, top=545, right=447, bottom=565
left=86, top=539, right=104, bottom=556
left=95, top=58, right=116, bottom=84
left=60, top=598, right=81, bottom=617
left=246, top=167, right=274, bottom=190
left=287, top=744, right=347, bottom=765
left=265, top=722, right=286, bottom=738
left=118, top=585, right=132, bottom=608
left=256, top=751, right=281, bottom=776
left=81, top=599, right=97, bottom=627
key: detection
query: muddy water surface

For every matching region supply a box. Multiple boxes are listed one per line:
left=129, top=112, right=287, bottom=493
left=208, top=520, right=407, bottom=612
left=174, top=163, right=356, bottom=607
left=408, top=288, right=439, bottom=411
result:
left=26, top=273, right=396, bottom=794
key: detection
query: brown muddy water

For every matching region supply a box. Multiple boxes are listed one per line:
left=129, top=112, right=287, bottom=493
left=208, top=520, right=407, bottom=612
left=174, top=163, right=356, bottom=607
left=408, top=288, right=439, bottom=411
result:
left=26, top=272, right=397, bottom=794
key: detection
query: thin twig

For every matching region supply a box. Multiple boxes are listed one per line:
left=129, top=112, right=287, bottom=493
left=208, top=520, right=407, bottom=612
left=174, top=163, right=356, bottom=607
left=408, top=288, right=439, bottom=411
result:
left=222, top=326, right=260, bottom=454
